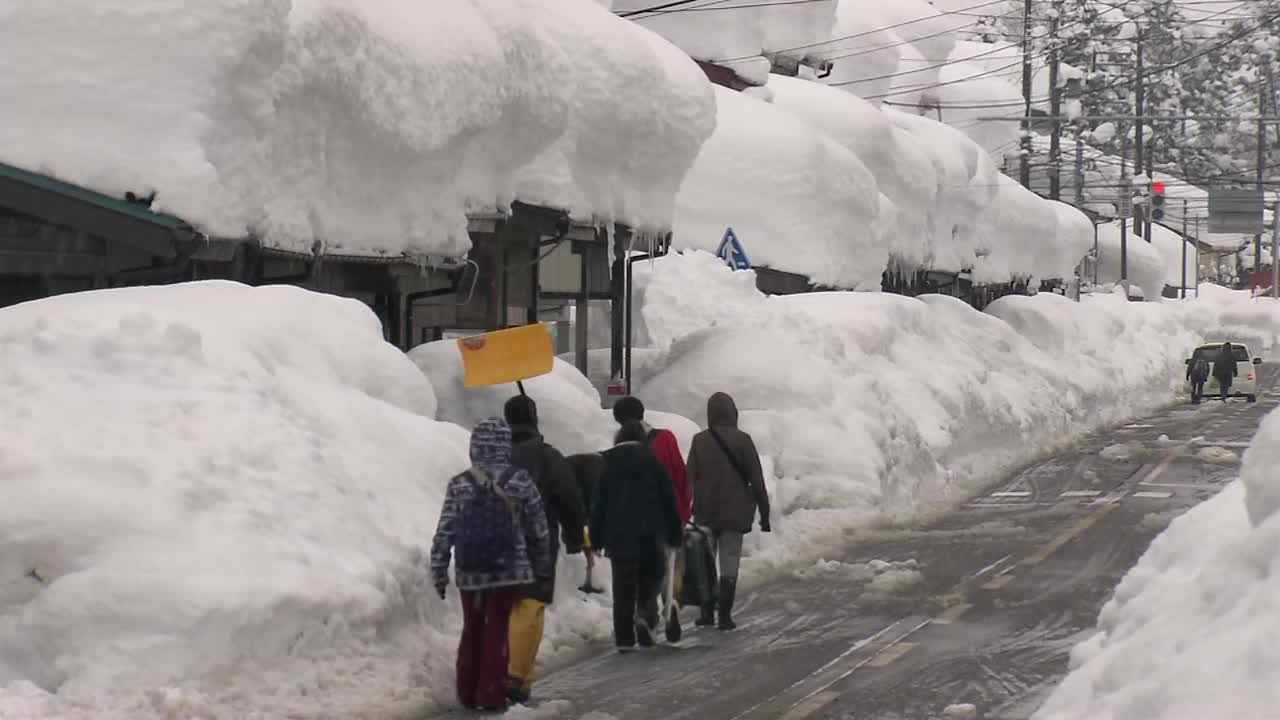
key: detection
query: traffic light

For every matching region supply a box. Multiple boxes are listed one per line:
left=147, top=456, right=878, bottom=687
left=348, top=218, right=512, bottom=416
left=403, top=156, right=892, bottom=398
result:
left=1150, top=181, right=1166, bottom=221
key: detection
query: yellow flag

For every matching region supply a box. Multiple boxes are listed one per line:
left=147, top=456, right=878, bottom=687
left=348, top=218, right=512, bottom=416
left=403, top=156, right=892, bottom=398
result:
left=457, top=324, right=555, bottom=388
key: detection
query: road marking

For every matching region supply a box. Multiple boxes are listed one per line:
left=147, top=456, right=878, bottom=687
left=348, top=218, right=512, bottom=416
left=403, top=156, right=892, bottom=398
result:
left=1022, top=503, right=1117, bottom=566
left=991, top=491, right=1032, bottom=498
left=781, top=691, right=839, bottom=720
left=866, top=642, right=917, bottom=667
left=933, top=603, right=973, bottom=624
left=981, top=574, right=1014, bottom=590
left=1132, top=490, right=1174, bottom=499
left=1060, top=490, right=1101, bottom=498
left=1138, top=452, right=1180, bottom=485
left=971, top=554, right=1014, bottom=581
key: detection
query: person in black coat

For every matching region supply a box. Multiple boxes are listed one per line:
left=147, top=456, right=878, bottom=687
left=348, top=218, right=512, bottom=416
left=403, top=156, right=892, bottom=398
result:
left=1214, top=342, right=1239, bottom=401
left=589, top=421, right=683, bottom=651
left=503, top=395, right=587, bottom=702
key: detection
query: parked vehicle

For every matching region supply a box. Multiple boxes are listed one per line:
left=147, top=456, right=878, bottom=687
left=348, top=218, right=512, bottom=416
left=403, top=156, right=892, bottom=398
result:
left=1183, top=342, right=1262, bottom=402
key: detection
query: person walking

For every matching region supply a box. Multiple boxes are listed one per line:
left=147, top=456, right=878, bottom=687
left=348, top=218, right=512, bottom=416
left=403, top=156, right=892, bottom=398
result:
left=687, top=392, right=771, bottom=631
left=567, top=452, right=606, bottom=594
left=1215, top=342, right=1239, bottom=401
left=1188, top=354, right=1210, bottom=404
left=430, top=418, right=552, bottom=712
left=613, top=396, right=691, bottom=640
left=502, top=395, right=587, bottom=705
left=589, top=421, right=683, bottom=651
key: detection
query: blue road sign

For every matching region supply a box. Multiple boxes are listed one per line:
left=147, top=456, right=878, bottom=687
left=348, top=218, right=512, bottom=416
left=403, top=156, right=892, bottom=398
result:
left=715, top=227, right=751, bottom=271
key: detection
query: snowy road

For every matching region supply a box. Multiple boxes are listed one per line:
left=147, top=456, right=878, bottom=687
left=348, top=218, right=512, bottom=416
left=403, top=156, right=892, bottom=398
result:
left=447, top=371, right=1277, bottom=720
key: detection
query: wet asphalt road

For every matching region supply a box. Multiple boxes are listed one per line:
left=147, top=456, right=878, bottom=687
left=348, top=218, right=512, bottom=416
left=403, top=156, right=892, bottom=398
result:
left=440, top=368, right=1278, bottom=720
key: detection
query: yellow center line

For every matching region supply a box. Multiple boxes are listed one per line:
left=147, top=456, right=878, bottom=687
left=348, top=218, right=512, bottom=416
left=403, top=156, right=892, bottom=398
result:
left=1022, top=503, right=1117, bottom=567
left=781, top=691, right=840, bottom=720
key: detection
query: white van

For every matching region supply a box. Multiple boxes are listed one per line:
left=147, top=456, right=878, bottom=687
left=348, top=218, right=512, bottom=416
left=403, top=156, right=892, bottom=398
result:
left=1184, top=342, right=1261, bottom=402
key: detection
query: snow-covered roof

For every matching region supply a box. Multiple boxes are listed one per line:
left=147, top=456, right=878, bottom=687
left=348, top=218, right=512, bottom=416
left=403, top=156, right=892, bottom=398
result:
left=972, top=175, right=1064, bottom=283
left=764, top=75, right=937, bottom=268
left=618, top=0, right=838, bottom=86
left=671, top=86, right=885, bottom=289
left=1092, top=220, right=1168, bottom=299
left=0, top=0, right=714, bottom=258
left=811, top=2, right=904, bottom=101
left=886, top=108, right=1000, bottom=272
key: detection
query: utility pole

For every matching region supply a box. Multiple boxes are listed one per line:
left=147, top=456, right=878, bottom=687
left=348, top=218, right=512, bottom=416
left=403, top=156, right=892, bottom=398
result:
left=1048, top=0, right=1063, bottom=200
left=1132, top=28, right=1145, bottom=239
left=1019, top=0, right=1034, bottom=188
left=1120, top=130, right=1129, bottom=283
left=1257, top=77, right=1268, bottom=274
left=1181, top=198, right=1189, bottom=299
left=1273, top=201, right=1279, bottom=299
left=1194, top=216, right=1201, bottom=298
left=1074, top=124, right=1086, bottom=207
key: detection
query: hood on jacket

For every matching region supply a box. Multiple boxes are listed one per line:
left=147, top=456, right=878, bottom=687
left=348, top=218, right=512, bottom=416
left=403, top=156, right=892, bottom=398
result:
left=707, top=392, right=738, bottom=428
left=470, top=417, right=513, bottom=468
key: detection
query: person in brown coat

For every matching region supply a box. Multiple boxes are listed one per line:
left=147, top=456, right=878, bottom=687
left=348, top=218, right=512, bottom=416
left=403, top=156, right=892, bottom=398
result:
left=686, top=392, right=771, bottom=630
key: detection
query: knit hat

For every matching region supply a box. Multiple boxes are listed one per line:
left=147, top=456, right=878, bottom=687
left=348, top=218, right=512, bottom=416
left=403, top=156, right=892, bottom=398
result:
left=469, top=417, right=512, bottom=468
left=612, top=396, right=645, bottom=424
left=503, top=395, right=538, bottom=428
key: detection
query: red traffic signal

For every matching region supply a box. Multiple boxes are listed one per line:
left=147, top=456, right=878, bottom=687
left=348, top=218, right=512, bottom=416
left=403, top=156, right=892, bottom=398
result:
left=1150, top=181, right=1166, bottom=220
left=1150, top=181, right=1165, bottom=194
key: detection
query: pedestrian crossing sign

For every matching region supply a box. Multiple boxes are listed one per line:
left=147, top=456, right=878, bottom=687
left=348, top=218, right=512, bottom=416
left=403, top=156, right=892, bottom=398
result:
left=715, top=227, right=751, bottom=271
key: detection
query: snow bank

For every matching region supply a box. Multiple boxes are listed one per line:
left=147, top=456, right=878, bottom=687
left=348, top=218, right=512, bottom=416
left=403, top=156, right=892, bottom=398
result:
left=1, top=0, right=713, bottom=256
left=409, top=341, right=614, bottom=455
left=1032, top=406, right=1280, bottom=720
left=671, top=86, right=885, bottom=289
left=0, top=282, right=480, bottom=716
left=1147, top=223, right=1197, bottom=293
left=766, top=75, right=937, bottom=269
left=1092, top=221, right=1169, bottom=299
left=629, top=251, right=1205, bottom=578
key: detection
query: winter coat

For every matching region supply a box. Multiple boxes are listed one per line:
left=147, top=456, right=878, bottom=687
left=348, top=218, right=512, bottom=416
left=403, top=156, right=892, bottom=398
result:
left=588, top=442, right=683, bottom=560
left=567, top=453, right=604, bottom=518
left=644, top=424, right=693, bottom=524
left=1188, top=357, right=1210, bottom=383
left=688, top=392, right=771, bottom=534
left=510, top=425, right=587, bottom=603
left=429, top=418, right=552, bottom=591
left=1214, top=345, right=1239, bottom=381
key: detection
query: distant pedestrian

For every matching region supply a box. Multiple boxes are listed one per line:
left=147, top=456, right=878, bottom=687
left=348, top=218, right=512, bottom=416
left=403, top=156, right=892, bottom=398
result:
left=502, top=396, right=587, bottom=705
left=1188, top=354, right=1210, bottom=404
left=687, top=392, right=771, bottom=631
left=430, top=418, right=552, bottom=712
left=589, top=421, right=683, bottom=652
left=1215, top=342, right=1239, bottom=401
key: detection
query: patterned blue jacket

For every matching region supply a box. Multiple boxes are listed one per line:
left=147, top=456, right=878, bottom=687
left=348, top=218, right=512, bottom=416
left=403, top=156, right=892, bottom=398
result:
left=430, top=418, right=552, bottom=590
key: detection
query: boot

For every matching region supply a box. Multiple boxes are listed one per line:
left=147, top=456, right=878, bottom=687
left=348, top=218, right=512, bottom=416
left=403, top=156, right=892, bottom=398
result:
left=695, top=604, right=716, bottom=627
left=718, top=578, right=737, bottom=631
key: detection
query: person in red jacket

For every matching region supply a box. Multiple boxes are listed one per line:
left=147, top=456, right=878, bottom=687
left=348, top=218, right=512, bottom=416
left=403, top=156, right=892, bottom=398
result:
left=613, top=396, right=690, bottom=641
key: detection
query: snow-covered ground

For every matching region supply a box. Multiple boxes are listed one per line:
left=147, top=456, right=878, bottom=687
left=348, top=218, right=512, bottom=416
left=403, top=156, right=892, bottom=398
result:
left=4, top=264, right=1280, bottom=718
left=1033, top=405, right=1280, bottom=720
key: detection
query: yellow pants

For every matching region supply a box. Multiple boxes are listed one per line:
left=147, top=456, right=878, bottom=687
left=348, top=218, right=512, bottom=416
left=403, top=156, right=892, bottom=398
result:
left=508, top=598, right=546, bottom=691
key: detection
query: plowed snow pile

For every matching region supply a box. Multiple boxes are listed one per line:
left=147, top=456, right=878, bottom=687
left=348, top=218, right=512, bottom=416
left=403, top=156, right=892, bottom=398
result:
left=0, top=282, right=613, bottom=719
left=1033, top=405, right=1280, bottom=720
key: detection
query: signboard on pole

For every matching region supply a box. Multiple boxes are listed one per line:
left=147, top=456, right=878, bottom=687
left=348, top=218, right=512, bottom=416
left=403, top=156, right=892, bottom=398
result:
left=1208, top=187, right=1265, bottom=234
left=716, top=227, right=752, bottom=271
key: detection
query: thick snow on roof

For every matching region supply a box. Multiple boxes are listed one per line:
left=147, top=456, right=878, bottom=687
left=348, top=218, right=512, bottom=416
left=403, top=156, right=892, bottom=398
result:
left=765, top=75, right=938, bottom=268
left=812, top=3, right=904, bottom=101
left=886, top=109, right=1000, bottom=272
left=973, top=175, right=1064, bottom=283
left=671, top=86, right=885, bottom=289
left=0, top=0, right=713, bottom=257
left=618, top=0, right=837, bottom=81
left=934, top=57, right=1023, bottom=154
left=1091, top=220, right=1169, bottom=298
left=508, top=15, right=715, bottom=230
left=1147, top=223, right=1198, bottom=291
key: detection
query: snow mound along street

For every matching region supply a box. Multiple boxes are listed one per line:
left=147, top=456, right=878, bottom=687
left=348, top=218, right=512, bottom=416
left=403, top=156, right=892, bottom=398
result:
left=0, top=0, right=713, bottom=257
left=0, top=282, right=472, bottom=716
left=630, top=252, right=1202, bottom=578
left=1033, top=405, right=1280, bottom=720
